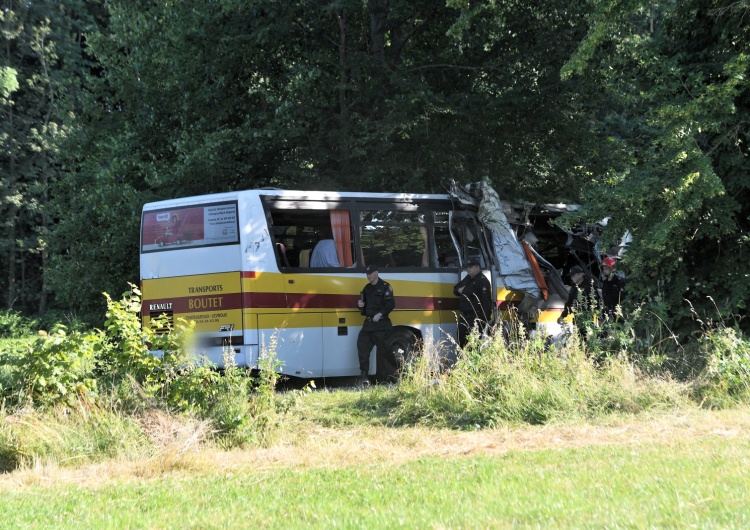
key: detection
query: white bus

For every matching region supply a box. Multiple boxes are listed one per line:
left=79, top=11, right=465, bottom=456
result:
left=140, top=183, right=604, bottom=378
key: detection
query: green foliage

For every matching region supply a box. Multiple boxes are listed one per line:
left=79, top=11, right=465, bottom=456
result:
left=581, top=296, right=683, bottom=374
left=7, top=326, right=102, bottom=407
left=693, top=326, right=750, bottom=408
left=0, top=66, right=19, bottom=97
left=0, top=285, right=194, bottom=408
left=100, top=287, right=161, bottom=384
left=0, top=0, right=100, bottom=314
left=0, top=285, right=287, bottom=466
left=395, top=330, right=688, bottom=428
left=0, top=309, right=38, bottom=338
left=562, top=0, right=750, bottom=333
left=47, top=0, right=599, bottom=316
left=166, top=342, right=283, bottom=447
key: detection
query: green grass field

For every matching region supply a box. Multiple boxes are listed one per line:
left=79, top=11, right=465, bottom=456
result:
left=2, top=403, right=749, bottom=529
left=0, top=433, right=747, bottom=529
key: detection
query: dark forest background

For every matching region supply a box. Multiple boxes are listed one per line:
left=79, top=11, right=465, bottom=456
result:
left=2, top=0, right=749, bottom=333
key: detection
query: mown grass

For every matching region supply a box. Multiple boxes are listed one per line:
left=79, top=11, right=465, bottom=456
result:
left=0, top=434, right=748, bottom=528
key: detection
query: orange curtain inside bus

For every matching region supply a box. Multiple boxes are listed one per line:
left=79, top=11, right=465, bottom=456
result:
left=331, top=210, right=354, bottom=267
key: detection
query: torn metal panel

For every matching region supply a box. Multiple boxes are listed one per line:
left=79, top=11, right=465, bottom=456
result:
left=450, top=180, right=541, bottom=298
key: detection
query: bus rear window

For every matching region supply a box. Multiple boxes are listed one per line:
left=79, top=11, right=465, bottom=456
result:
left=141, top=201, right=239, bottom=253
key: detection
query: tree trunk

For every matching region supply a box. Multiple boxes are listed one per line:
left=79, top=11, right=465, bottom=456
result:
left=368, top=0, right=388, bottom=61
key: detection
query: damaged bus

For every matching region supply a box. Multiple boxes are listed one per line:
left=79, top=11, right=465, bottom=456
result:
left=140, top=182, right=618, bottom=377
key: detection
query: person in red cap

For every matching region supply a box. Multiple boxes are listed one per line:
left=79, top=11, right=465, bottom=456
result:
left=356, top=264, right=398, bottom=385
left=600, top=256, right=625, bottom=317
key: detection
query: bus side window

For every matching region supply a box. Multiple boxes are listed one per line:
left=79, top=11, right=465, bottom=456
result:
left=360, top=210, right=428, bottom=269
left=434, top=214, right=455, bottom=268
left=269, top=208, right=354, bottom=269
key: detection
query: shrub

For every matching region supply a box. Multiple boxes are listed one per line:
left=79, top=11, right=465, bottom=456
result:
left=6, top=325, right=102, bottom=407
left=166, top=340, right=283, bottom=448
left=692, top=326, right=750, bottom=408
left=101, top=286, right=164, bottom=385
left=0, top=309, right=37, bottom=338
left=394, top=328, right=688, bottom=428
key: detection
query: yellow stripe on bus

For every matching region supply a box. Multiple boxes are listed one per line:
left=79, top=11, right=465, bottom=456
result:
left=143, top=272, right=241, bottom=299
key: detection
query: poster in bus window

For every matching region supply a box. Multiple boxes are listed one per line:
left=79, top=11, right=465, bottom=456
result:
left=141, top=201, right=239, bottom=252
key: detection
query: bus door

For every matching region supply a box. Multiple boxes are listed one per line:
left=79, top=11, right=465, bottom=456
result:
left=447, top=211, right=498, bottom=322
left=246, top=204, right=322, bottom=378
left=262, top=201, right=359, bottom=378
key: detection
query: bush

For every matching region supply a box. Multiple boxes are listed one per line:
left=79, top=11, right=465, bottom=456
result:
left=0, top=284, right=291, bottom=470
left=692, top=326, right=750, bottom=408
left=166, top=344, right=283, bottom=447
left=394, top=328, right=688, bottom=428
left=100, top=286, right=166, bottom=386
left=5, top=325, right=102, bottom=407
left=0, top=309, right=37, bottom=338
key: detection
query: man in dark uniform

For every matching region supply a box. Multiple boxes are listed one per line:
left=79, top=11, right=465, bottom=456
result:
left=558, top=265, right=596, bottom=338
left=357, top=265, right=398, bottom=384
left=453, top=258, right=493, bottom=348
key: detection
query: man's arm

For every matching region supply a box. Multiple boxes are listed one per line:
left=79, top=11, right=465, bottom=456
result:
left=453, top=276, right=469, bottom=297
left=372, top=283, right=395, bottom=322
left=559, top=285, right=578, bottom=320
left=480, top=277, right=493, bottom=320
left=382, top=283, right=395, bottom=316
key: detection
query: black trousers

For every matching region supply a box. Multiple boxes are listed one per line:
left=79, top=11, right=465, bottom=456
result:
left=357, top=328, right=398, bottom=381
left=457, top=313, right=487, bottom=349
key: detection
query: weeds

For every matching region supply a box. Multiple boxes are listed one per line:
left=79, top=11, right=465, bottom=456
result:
left=0, top=398, right=151, bottom=472
left=0, top=310, right=38, bottom=338
left=0, top=286, right=289, bottom=471
left=692, top=326, right=750, bottom=408
left=395, top=325, right=689, bottom=429
left=2, top=286, right=750, bottom=474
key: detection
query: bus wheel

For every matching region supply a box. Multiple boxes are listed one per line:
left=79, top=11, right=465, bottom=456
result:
left=388, top=328, right=418, bottom=367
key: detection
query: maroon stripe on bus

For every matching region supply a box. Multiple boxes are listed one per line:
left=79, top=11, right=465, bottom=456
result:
left=243, top=292, right=459, bottom=311
left=395, top=296, right=459, bottom=310
left=144, top=291, right=464, bottom=313
left=243, top=292, right=288, bottom=308
left=286, top=293, right=359, bottom=309
left=241, top=271, right=257, bottom=279
left=142, top=292, right=243, bottom=314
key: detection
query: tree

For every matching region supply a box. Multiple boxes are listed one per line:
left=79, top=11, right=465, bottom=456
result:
left=48, top=0, right=599, bottom=314
left=562, top=0, right=750, bottom=331
left=0, top=0, right=96, bottom=313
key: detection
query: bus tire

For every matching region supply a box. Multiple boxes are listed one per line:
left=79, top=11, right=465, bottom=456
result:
left=387, top=327, right=419, bottom=367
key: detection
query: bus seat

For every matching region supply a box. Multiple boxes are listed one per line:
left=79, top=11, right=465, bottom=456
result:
left=299, top=249, right=311, bottom=267
left=276, top=243, right=290, bottom=268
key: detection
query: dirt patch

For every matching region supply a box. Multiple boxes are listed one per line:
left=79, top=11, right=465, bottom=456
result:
left=2, top=407, right=748, bottom=490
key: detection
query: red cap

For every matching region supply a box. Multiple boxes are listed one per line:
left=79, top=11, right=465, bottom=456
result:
left=602, top=257, right=616, bottom=269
